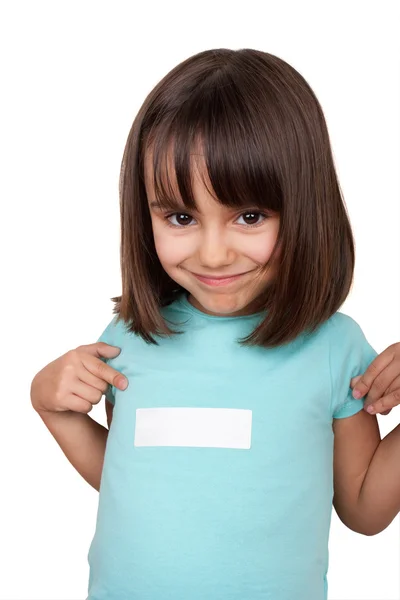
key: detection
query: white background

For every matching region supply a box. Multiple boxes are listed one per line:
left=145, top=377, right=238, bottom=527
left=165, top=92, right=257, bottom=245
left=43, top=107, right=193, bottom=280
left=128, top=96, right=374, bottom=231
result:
left=1, top=1, right=399, bottom=599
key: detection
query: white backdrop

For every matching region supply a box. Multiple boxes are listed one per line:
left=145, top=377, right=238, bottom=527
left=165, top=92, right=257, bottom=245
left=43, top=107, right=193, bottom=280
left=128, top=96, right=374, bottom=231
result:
left=1, top=1, right=399, bottom=599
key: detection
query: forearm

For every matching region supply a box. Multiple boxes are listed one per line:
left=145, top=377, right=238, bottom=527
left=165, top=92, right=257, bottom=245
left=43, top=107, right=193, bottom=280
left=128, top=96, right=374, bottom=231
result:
left=34, top=408, right=108, bottom=491
left=358, top=423, right=400, bottom=534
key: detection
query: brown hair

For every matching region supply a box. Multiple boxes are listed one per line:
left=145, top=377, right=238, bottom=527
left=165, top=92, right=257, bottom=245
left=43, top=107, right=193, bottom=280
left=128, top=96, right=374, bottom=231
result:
left=110, top=48, right=354, bottom=347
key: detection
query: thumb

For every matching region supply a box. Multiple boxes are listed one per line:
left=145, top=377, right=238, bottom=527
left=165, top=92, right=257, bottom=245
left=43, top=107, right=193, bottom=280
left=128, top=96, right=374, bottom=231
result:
left=350, top=375, right=362, bottom=389
left=96, top=342, right=122, bottom=359
left=80, top=342, right=122, bottom=359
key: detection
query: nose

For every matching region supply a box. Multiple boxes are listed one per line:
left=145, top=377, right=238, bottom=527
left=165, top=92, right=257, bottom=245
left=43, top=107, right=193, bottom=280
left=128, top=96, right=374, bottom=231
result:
left=198, top=226, right=235, bottom=269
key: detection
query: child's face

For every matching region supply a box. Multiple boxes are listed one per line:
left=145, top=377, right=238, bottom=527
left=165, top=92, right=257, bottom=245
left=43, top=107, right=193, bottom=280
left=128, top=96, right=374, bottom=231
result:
left=144, top=151, right=280, bottom=317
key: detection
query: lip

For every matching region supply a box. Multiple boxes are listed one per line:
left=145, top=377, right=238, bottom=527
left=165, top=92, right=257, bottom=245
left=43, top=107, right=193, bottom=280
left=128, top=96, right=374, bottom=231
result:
left=191, top=271, right=250, bottom=287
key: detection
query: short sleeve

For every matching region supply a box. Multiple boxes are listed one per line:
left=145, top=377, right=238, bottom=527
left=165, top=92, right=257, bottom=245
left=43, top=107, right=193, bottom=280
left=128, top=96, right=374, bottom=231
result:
left=328, top=314, right=378, bottom=419
left=97, top=316, right=120, bottom=406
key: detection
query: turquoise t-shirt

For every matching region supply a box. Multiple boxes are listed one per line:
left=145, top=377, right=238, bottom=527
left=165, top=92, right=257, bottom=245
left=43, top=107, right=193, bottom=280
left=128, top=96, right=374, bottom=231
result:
left=87, top=293, right=377, bottom=600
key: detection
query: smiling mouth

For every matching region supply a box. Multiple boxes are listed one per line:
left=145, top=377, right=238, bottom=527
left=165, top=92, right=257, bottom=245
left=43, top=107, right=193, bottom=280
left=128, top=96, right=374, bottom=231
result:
left=191, top=271, right=251, bottom=287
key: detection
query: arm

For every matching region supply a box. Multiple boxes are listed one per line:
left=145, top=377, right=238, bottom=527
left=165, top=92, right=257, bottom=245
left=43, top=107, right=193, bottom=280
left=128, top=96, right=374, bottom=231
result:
left=34, top=407, right=109, bottom=492
left=357, top=423, right=400, bottom=532
left=333, top=410, right=400, bottom=535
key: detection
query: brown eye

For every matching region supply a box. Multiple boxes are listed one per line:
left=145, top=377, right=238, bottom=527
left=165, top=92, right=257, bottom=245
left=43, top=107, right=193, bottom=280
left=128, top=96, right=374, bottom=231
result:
left=167, top=213, right=196, bottom=227
left=237, top=212, right=266, bottom=226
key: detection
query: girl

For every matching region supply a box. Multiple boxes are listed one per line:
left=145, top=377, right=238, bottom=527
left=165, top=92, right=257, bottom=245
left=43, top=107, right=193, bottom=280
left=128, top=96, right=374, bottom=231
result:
left=31, top=48, right=400, bottom=600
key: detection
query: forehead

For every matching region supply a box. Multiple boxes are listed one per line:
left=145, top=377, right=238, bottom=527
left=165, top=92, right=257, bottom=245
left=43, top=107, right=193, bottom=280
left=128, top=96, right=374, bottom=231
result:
left=143, top=142, right=218, bottom=211
left=141, top=134, right=282, bottom=216
left=144, top=144, right=206, bottom=188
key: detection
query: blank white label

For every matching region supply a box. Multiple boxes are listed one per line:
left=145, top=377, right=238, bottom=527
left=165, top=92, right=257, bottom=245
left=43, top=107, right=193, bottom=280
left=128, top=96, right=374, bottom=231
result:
left=134, top=407, right=252, bottom=449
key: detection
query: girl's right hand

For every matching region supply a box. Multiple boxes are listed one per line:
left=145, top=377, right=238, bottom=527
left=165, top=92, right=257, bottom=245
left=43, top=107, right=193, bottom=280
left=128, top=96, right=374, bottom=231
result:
left=30, top=343, right=128, bottom=414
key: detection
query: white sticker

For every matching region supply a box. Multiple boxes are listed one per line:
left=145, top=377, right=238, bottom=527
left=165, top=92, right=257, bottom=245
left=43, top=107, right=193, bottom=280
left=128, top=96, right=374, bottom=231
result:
left=134, top=407, right=252, bottom=449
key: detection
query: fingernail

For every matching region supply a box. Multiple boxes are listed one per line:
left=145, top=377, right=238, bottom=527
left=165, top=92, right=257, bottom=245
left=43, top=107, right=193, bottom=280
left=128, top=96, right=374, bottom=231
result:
left=119, top=377, right=128, bottom=390
left=367, top=405, right=375, bottom=414
left=353, top=389, right=362, bottom=399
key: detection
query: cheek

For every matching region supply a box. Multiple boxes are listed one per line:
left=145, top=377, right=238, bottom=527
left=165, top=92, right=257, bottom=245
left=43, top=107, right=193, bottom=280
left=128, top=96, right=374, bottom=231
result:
left=251, top=219, right=280, bottom=265
left=245, top=236, right=278, bottom=265
left=152, top=225, right=190, bottom=268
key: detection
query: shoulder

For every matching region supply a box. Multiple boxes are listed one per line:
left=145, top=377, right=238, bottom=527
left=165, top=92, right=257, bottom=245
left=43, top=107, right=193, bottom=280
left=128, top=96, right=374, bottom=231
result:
left=314, top=312, right=374, bottom=361
left=96, top=314, right=131, bottom=347
left=301, top=312, right=368, bottom=359
left=322, top=311, right=377, bottom=367
left=322, top=312, right=378, bottom=419
left=324, top=311, right=365, bottom=342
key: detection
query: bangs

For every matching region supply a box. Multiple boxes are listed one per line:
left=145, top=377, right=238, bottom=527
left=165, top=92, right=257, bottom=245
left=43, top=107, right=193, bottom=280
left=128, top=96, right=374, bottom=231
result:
left=143, top=81, right=283, bottom=214
left=117, top=48, right=355, bottom=347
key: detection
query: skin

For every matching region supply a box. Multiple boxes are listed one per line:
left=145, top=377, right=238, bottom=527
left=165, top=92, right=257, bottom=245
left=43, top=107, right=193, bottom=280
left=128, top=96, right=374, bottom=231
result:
left=351, top=344, right=400, bottom=415
left=143, top=149, right=400, bottom=416
left=144, top=151, right=280, bottom=317
left=105, top=150, right=400, bottom=535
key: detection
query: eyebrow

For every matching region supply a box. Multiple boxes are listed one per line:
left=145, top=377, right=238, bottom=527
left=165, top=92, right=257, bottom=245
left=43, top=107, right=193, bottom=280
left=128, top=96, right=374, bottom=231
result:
left=149, top=200, right=187, bottom=211
left=149, top=201, right=163, bottom=209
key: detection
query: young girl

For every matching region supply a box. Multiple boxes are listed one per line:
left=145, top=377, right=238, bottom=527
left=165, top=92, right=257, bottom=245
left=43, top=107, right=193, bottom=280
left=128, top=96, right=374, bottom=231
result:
left=31, top=48, right=400, bottom=600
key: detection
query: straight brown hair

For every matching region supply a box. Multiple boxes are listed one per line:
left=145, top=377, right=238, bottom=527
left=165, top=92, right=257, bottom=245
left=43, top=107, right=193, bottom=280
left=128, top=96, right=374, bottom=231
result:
left=110, top=48, right=355, bottom=347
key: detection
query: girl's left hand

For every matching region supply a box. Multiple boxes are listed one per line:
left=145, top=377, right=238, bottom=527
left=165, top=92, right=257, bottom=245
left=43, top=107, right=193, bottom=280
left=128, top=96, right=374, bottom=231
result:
left=351, top=343, right=400, bottom=415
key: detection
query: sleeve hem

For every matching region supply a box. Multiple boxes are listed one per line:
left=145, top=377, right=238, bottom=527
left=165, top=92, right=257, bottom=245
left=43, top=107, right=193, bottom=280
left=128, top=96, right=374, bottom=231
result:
left=333, top=399, right=364, bottom=419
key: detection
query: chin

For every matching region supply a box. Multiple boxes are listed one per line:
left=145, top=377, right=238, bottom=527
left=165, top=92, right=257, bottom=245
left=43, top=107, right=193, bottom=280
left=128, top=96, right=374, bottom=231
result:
left=193, top=291, right=251, bottom=317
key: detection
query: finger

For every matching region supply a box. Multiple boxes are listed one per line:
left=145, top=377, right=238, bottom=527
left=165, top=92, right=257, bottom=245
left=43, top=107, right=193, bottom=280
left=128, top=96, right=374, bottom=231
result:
left=367, top=375, right=400, bottom=415
left=78, top=342, right=122, bottom=360
left=364, top=372, right=400, bottom=408
left=387, top=375, right=400, bottom=396
left=364, top=403, right=392, bottom=416
left=72, top=379, right=104, bottom=406
left=67, top=393, right=96, bottom=414
left=350, top=375, right=362, bottom=389
left=352, top=353, right=394, bottom=399
left=82, top=353, right=128, bottom=391
left=365, top=388, right=400, bottom=414
left=364, top=360, right=400, bottom=404
left=78, top=365, right=109, bottom=394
